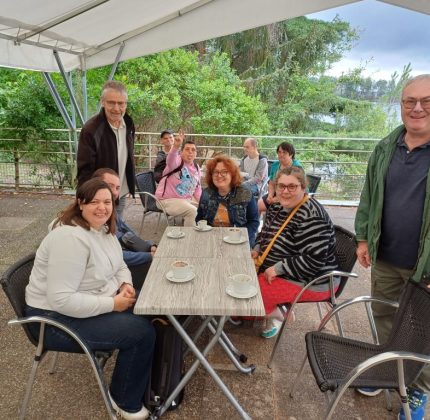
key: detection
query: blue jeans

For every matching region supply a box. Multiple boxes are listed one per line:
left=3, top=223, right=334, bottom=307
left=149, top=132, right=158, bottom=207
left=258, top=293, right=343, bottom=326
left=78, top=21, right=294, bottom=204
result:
left=25, top=305, right=155, bottom=412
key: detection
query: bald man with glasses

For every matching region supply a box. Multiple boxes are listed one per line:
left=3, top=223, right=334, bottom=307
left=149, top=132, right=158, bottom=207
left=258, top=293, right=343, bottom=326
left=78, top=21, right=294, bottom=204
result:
left=355, top=74, right=430, bottom=417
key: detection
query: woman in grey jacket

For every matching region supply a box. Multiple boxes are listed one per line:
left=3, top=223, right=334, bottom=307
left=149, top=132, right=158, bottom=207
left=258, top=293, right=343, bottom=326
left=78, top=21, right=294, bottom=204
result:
left=25, top=179, right=155, bottom=420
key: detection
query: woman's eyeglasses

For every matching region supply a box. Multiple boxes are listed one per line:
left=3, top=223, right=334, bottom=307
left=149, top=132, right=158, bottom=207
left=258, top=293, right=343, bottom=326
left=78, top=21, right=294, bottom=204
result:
left=212, top=170, right=229, bottom=178
left=276, top=183, right=300, bottom=192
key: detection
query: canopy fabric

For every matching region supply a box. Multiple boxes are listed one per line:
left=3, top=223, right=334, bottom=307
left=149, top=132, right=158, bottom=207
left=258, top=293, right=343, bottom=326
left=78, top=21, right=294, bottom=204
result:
left=0, top=0, right=428, bottom=73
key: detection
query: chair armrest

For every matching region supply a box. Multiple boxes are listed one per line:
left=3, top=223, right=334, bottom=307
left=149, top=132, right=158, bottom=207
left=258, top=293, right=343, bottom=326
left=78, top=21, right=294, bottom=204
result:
left=9, top=316, right=96, bottom=361
left=317, top=296, right=399, bottom=332
left=282, top=270, right=358, bottom=323
left=325, top=350, right=430, bottom=419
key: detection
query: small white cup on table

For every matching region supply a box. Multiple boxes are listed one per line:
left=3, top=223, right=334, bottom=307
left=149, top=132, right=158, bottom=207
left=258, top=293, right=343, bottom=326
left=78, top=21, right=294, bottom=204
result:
left=171, top=260, right=194, bottom=279
left=197, top=220, right=208, bottom=230
left=227, top=227, right=241, bottom=242
left=229, top=274, right=252, bottom=294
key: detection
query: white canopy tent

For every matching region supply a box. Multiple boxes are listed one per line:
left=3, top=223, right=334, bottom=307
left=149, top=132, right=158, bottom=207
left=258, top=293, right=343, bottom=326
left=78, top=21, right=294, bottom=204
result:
left=1, top=0, right=429, bottom=126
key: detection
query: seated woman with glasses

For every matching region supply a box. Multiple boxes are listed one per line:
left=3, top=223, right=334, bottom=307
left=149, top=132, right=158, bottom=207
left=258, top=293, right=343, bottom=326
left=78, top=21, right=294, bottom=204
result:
left=258, top=141, right=303, bottom=213
left=25, top=178, right=155, bottom=420
left=252, top=167, right=338, bottom=338
left=196, top=154, right=259, bottom=247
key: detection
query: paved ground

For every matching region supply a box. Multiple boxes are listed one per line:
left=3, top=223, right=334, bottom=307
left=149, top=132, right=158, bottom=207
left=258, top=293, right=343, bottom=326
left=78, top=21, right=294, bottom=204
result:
left=0, top=192, right=420, bottom=419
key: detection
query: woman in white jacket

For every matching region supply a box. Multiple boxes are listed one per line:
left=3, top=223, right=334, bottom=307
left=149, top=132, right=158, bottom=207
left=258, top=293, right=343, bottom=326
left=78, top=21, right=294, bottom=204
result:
left=25, top=178, right=155, bottom=420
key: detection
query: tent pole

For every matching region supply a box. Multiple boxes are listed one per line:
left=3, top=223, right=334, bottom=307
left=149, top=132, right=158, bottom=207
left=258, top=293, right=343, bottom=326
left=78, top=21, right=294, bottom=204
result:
left=82, top=70, right=88, bottom=121
left=42, top=72, right=74, bottom=131
left=53, top=50, right=85, bottom=126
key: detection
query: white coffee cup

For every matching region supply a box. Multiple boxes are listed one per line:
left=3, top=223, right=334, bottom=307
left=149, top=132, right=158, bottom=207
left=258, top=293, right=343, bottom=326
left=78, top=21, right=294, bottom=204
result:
left=227, top=227, right=241, bottom=242
left=197, top=220, right=208, bottom=230
left=229, top=274, right=252, bottom=294
left=171, top=260, right=194, bottom=279
left=169, top=226, right=182, bottom=237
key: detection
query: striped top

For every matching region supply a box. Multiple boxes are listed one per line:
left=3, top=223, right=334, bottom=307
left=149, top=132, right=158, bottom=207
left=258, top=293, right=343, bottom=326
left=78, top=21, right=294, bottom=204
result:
left=255, top=197, right=338, bottom=286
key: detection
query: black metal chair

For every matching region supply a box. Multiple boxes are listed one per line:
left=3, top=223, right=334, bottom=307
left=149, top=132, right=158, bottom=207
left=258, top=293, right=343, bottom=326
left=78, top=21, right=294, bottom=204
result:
left=306, top=173, right=322, bottom=195
left=302, top=279, right=430, bottom=419
left=0, top=254, right=116, bottom=420
left=135, top=171, right=171, bottom=234
left=268, top=225, right=358, bottom=367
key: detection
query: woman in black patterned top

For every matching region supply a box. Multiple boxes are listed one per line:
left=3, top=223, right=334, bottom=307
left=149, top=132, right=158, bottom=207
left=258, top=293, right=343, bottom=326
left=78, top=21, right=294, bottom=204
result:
left=252, top=167, right=338, bottom=338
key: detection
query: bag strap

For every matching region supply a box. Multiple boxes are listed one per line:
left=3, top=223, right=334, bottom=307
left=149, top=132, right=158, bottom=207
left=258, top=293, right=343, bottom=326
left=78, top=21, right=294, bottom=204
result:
left=254, top=195, right=309, bottom=271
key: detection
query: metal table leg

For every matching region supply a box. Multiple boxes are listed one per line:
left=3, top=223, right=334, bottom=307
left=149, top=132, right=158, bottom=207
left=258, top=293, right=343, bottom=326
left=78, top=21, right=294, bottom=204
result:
left=153, top=315, right=251, bottom=420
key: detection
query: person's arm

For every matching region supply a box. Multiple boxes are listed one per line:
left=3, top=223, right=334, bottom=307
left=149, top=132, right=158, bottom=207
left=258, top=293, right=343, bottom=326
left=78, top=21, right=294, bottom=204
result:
left=195, top=189, right=207, bottom=223
left=272, top=216, right=335, bottom=281
left=245, top=194, right=260, bottom=248
left=76, top=127, right=97, bottom=186
left=45, top=231, right=116, bottom=318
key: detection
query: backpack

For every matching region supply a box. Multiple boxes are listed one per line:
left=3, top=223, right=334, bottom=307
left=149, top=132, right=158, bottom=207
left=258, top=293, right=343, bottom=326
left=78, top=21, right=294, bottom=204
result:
left=154, top=155, right=167, bottom=183
left=145, top=317, right=185, bottom=411
left=160, top=160, right=200, bottom=197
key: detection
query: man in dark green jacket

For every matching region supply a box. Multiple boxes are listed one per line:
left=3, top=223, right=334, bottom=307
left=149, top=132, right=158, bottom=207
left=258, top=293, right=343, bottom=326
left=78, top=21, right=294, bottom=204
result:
left=355, top=74, right=430, bottom=418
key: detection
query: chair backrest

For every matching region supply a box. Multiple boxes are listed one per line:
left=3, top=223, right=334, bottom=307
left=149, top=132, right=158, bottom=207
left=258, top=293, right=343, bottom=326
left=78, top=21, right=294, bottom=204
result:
left=0, top=253, right=38, bottom=346
left=333, top=225, right=357, bottom=297
left=135, top=171, right=161, bottom=213
left=306, top=174, right=321, bottom=194
left=386, top=280, right=430, bottom=382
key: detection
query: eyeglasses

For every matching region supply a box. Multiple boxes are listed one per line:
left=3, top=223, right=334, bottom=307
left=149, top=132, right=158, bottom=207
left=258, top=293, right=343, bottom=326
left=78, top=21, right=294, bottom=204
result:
left=401, top=97, right=430, bottom=110
left=276, top=183, right=300, bottom=192
left=105, top=100, right=127, bottom=108
left=212, top=170, right=229, bottom=178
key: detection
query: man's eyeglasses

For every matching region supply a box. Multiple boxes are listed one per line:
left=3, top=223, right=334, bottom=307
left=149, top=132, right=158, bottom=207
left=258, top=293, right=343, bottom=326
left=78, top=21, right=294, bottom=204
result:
left=276, top=183, right=300, bottom=192
left=212, top=170, right=229, bottom=178
left=401, top=97, right=430, bottom=110
left=105, top=100, right=127, bottom=108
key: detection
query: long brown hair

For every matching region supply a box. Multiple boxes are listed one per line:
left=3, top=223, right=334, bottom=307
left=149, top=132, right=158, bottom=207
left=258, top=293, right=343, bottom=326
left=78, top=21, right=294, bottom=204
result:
left=205, top=154, right=242, bottom=190
left=54, top=179, right=116, bottom=233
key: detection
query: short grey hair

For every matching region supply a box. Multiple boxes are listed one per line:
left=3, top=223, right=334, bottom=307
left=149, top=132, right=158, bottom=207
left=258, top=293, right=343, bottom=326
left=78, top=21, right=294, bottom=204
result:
left=402, top=74, right=430, bottom=96
left=244, top=137, right=258, bottom=148
left=101, top=80, right=128, bottom=100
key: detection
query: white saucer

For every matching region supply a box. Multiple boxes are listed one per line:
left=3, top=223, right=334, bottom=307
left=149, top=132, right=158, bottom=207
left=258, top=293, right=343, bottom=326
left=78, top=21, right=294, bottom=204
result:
left=223, top=236, right=247, bottom=245
left=193, top=225, right=213, bottom=232
left=226, top=284, right=258, bottom=299
left=167, top=231, right=185, bottom=239
left=166, top=270, right=195, bottom=283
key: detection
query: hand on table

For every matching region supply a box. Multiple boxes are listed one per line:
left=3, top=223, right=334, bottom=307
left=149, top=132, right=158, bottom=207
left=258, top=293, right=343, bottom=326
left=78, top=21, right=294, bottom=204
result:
left=150, top=245, right=157, bottom=256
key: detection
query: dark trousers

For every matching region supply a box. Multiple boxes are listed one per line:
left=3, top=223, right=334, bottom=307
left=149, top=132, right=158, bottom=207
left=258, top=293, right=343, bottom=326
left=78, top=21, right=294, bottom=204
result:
left=25, top=305, right=155, bottom=412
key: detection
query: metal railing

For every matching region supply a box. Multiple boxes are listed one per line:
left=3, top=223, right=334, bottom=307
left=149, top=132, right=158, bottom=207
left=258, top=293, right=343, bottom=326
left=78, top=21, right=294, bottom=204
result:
left=0, top=128, right=379, bottom=201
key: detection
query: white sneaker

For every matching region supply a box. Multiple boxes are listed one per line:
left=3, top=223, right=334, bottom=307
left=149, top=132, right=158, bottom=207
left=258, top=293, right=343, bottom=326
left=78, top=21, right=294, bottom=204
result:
left=109, top=392, right=150, bottom=420
left=261, top=318, right=282, bottom=338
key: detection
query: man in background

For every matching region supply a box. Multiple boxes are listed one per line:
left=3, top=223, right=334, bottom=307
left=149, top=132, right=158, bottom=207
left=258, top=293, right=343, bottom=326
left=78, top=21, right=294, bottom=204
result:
left=239, top=137, right=268, bottom=197
left=154, top=129, right=174, bottom=183
left=77, top=80, right=135, bottom=217
left=155, top=131, right=201, bottom=226
left=93, top=168, right=156, bottom=289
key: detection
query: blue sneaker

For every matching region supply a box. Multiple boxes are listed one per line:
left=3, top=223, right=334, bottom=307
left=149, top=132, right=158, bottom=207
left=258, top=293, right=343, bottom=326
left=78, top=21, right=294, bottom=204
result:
left=356, top=387, right=383, bottom=396
left=398, top=388, right=428, bottom=420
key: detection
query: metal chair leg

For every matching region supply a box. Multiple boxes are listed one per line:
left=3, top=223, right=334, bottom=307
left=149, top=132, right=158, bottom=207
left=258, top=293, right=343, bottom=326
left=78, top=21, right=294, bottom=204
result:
left=19, top=356, right=41, bottom=420
left=139, top=213, right=146, bottom=235
left=49, top=351, right=59, bottom=374
left=289, top=353, right=309, bottom=397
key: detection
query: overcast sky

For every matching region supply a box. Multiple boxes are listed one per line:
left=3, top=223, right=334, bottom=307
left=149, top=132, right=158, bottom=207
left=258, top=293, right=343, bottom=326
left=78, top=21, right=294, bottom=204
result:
left=308, top=0, right=430, bottom=80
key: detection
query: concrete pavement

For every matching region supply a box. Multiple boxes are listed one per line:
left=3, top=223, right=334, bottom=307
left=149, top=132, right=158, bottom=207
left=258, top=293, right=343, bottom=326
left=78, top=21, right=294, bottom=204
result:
left=0, top=192, right=413, bottom=419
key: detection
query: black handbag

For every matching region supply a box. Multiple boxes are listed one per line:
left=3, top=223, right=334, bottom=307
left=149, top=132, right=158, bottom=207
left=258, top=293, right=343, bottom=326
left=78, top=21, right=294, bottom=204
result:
left=119, top=231, right=153, bottom=252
